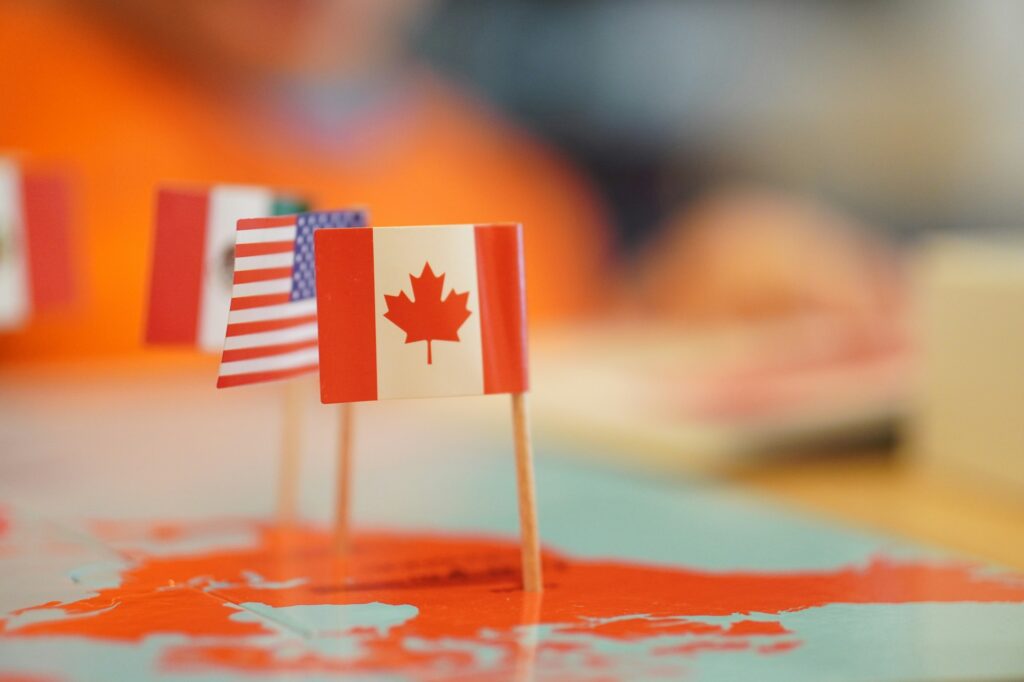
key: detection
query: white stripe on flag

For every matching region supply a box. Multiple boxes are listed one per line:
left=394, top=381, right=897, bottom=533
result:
left=234, top=252, right=295, bottom=271
left=235, top=226, right=296, bottom=244
left=222, top=322, right=318, bottom=350
left=372, top=225, right=484, bottom=400
left=227, top=298, right=317, bottom=324
left=232, top=278, right=292, bottom=297
left=219, top=347, right=320, bottom=376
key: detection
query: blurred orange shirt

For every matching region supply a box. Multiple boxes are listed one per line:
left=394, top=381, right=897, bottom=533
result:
left=0, top=3, right=609, bottom=360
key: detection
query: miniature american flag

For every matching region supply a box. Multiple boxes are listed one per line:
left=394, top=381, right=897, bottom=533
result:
left=217, top=209, right=367, bottom=388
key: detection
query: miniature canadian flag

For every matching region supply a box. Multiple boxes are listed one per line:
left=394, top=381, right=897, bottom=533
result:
left=314, top=224, right=529, bottom=403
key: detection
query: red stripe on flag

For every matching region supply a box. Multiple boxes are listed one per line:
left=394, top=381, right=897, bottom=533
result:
left=145, top=189, right=208, bottom=345
left=234, top=241, right=295, bottom=257
left=216, top=364, right=318, bottom=388
left=229, top=293, right=291, bottom=310
left=475, top=224, right=529, bottom=394
left=315, top=227, right=378, bottom=403
left=220, top=338, right=318, bottom=362
left=238, top=216, right=295, bottom=230
left=234, top=267, right=292, bottom=284
left=21, top=171, right=75, bottom=309
left=226, top=314, right=317, bottom=337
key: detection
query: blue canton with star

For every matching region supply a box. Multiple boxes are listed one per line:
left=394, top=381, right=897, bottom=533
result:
left=289, top=209, right=368, bottom=301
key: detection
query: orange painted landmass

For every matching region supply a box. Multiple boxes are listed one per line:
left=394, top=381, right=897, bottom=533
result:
left=3, top=521, right=1023, bottom=678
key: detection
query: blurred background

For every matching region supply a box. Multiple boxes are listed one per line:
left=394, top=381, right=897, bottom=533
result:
left=1, top=0, right=1022, bottom=564
left=422, top=1, right=1024, bottom=246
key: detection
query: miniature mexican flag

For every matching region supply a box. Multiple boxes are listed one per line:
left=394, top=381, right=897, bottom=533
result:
left=0, top=157, right=75, bottom=330
left=145, top=185, right=307, bottom=352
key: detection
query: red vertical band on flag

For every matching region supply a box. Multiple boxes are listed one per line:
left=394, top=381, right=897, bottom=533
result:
left=475, top=224, right=529, bottom=394
left=145, top=189, right=209, bottom=344
left=21, top=172, right=75, bottom=309
left=315, top=227, right=378, bottom=403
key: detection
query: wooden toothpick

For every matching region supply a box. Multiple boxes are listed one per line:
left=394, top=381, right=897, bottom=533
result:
left=334, top=402, right=354, bottom=552
left=276, top=379, right=303, bottom=524
left=511, top=392, right=543, bottom=592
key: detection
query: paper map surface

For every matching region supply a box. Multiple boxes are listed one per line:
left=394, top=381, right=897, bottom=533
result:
left=1, top=370, right=1022, bottom=681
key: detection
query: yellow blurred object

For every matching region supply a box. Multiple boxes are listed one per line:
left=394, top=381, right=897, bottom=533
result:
left=733, top=451, right=1024, bottom=571
left=908, top=235, right=1024, bottom=499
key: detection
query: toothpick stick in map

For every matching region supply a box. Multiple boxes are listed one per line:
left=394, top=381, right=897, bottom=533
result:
left=334, top=403, right=355, bottom=551
left=512, top=392, right=543, bottom=592
left=277, top=378, right=303, bottom=523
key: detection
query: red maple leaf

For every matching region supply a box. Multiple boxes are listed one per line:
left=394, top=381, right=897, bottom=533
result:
left=383, top=262, right=471, bottom=364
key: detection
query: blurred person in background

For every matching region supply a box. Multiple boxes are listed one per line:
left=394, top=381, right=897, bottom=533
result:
left=636, top=188, right=905, bottom=342
left=423, top=0, right=1024, bottom=352
left=0, top=0, right=611, bottom=360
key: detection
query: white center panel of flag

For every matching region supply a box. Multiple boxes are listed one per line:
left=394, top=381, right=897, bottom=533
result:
left=372, top=225, right=485, bottom=400
left=0, top=159, right=29, bottom=329
left=197, top=185, right=275, bottom=353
